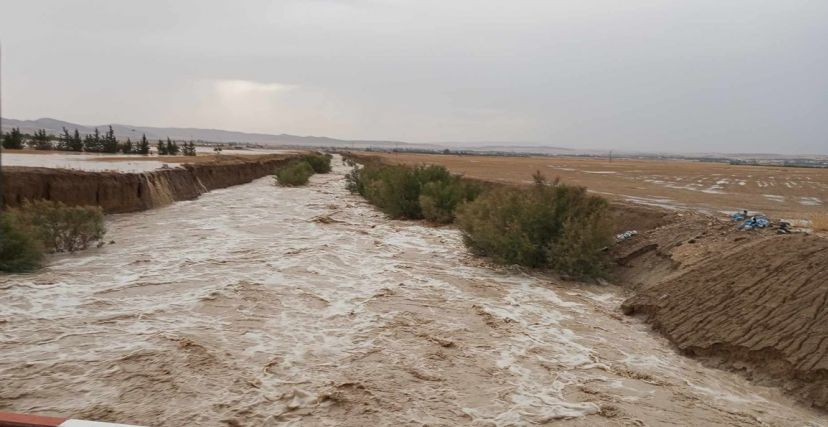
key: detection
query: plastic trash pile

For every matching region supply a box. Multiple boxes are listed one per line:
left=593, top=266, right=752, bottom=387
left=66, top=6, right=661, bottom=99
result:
left=741, top=216, right=770, bottom=230
left=616, top=230, right=638, bottom=241
left=730, top=212, right=746, bottom=221
left=732, top=211, right=770, bottom=230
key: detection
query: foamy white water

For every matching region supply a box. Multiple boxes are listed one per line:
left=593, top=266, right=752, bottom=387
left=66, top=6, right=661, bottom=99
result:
left=1, top=157, right=825, bottom=426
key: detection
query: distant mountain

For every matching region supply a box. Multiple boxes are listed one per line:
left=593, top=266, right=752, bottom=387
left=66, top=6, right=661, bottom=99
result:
left=0, top=117, right=432, bottom=149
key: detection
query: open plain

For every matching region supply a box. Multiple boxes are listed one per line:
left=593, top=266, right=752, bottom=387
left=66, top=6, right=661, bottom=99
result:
left=365, top=152, right=828, bottom=222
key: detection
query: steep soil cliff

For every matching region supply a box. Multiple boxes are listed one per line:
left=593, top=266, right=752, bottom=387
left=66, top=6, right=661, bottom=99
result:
left=616, top=219, right=828, bottom=409
left=2, top=154, right=301, bottom=213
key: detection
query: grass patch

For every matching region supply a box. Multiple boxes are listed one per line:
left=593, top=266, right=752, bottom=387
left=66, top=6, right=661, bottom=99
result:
left=275, top=160, right=315, bottom=186
left=456, top=173, right=613, bottom=279
left=810, top=213, right=828, bottom=232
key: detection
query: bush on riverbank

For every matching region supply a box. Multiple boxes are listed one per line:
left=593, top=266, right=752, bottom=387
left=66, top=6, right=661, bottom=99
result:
left=303, top=153, right=333, bottom=174
left=1, top=200, right=107, bottom=272
left=346, top=162, right=480, bottom=223
left=275, top=161, right=315, bottom=186
left=13, top=200, right=106, bottom=253
left=456, top=173, right=613, bottom=278
left=0, top=212, right=44, bottom=272
left=419, top=178, right=484, bottom=223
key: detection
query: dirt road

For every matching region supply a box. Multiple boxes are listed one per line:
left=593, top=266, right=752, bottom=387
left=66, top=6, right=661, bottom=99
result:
left=1, top=157, right=824, bottom=426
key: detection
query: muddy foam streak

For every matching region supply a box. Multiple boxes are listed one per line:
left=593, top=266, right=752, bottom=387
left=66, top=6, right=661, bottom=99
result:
left=0, top=156, right=825, bottom=425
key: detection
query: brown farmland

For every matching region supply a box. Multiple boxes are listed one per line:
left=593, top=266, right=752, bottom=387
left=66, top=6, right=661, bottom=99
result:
left=363, top=152, right=828, bottom=221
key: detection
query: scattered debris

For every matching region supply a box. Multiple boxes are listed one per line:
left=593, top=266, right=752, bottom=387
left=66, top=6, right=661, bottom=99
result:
left=739, top=216, right=770, bottom=230
left=730, top=210, right=749, bottom=222
left=616, top=230, right=638, bottom=241
left=731, top=210, right=770, bottom=230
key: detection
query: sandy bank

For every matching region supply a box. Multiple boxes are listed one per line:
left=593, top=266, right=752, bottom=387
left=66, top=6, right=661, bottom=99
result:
left=616, top=217, right=828, bottom=409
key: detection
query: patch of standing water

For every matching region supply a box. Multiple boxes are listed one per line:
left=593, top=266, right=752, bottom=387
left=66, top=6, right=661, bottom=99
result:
left=0, top=156, right=825, bottom=426
left=800, top=196, right=823, bottom=206
left=1, top=152, right=179, bottom=172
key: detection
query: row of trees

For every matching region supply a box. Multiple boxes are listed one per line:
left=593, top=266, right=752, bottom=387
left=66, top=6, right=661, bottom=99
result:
left=2, top=126, right=197, bottom=156
left=156, top=138, right=197, bottom=156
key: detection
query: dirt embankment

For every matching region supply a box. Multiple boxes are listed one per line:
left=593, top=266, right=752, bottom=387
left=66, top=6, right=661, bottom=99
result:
left=615, top=216, right=828, bottom=409
left=2, top=154, right=301, bottom=213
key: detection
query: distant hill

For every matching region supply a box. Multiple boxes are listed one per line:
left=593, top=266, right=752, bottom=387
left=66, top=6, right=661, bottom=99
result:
left=1, top=117, right=597, bottom=155
left=0, top=117, right=431, bottom=149
left=7, top=117, right=818, bottom=159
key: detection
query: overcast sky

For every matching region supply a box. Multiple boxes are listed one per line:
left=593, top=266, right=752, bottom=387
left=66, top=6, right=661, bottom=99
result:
left=1, top=1, right=826, bottom=154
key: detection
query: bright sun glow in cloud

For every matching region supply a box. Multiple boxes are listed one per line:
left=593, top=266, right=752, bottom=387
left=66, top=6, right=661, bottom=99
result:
left=212, top=79, right=297, bottom=96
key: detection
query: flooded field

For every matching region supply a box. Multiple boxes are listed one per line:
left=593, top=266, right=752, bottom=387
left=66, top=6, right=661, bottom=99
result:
left=1, top=157, right=825, bottom=426
left=1, top=152, right=180, bottom=172
left=1, top=150, right=296, bottom=173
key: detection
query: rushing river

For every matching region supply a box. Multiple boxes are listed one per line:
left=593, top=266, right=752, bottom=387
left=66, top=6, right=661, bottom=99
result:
left=1, top=157, right=825, bottom=426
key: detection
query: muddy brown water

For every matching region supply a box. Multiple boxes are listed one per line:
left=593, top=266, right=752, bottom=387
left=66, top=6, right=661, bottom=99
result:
left=1, top=156, right=825, bottom=426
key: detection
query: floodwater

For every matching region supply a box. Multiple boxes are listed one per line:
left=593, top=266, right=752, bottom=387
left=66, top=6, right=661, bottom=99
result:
left=1, top=150, right=295, bottom=172
left=1, top=152, right=179, bottom=172
left=1, top=157, right=825, bottom=426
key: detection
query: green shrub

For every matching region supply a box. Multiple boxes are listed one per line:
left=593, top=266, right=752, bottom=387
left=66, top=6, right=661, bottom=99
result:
left=456, top=174, right=613, bottom=278
left=365, top=164, right=422, bottom=218
left=346, top=162, right=478, bottom=222
left=419, top=179, right=483, bottom=223
left=13, top=200, right=106, bottom=253
left=0, top=212, right=44, bottom=272
left=303, top=153, right=332, bottom=174
left=275, top=161, right=315, bottom=186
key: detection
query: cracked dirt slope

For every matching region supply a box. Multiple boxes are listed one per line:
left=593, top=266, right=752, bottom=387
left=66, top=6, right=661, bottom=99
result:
left=622, top=233, right=828, bottom=409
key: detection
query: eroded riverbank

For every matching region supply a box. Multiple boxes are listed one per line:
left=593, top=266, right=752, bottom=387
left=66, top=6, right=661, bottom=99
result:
left=1, top=158, right=825, bottom=426
left=1, top=153, right=300, bottom=213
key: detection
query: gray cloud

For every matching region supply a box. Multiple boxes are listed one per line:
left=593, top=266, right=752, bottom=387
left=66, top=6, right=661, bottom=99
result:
left=1, top=0, right=826, bottom=153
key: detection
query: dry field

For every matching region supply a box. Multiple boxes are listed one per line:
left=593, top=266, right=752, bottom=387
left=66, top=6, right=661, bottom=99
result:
left=366, top=152, right=828, bottom=220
